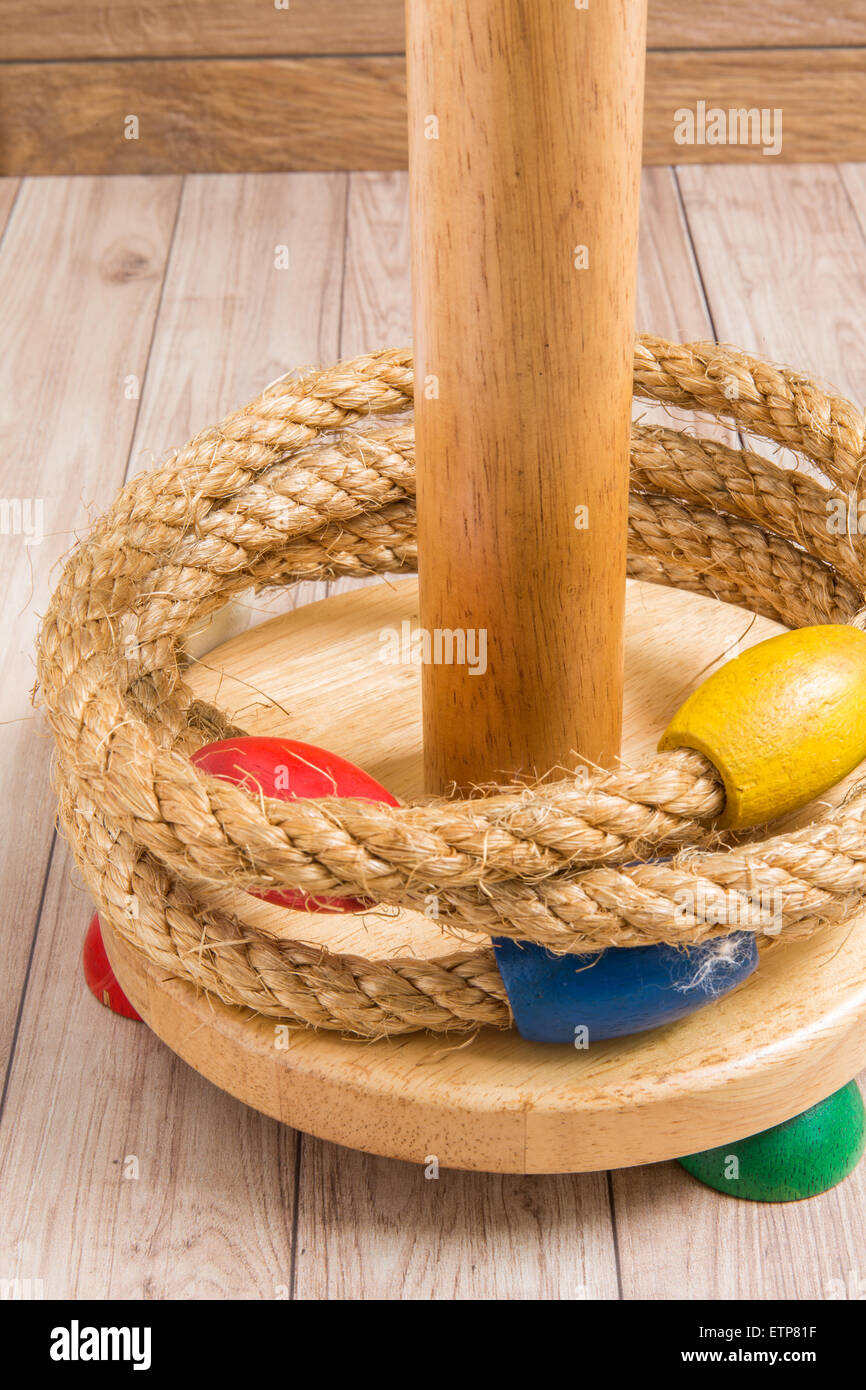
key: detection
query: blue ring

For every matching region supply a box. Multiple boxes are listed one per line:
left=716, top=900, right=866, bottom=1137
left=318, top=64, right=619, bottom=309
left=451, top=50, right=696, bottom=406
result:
left=493, top=932, right=759, bottom=1044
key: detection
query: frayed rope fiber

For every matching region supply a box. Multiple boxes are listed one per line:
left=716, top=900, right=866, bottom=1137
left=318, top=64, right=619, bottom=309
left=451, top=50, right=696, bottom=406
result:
left=36, top=336, right=866, bottom=1036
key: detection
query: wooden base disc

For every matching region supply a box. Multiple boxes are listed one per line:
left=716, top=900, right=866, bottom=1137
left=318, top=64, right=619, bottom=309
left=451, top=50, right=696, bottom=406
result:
left=101, top=579, right=866, bottom=1173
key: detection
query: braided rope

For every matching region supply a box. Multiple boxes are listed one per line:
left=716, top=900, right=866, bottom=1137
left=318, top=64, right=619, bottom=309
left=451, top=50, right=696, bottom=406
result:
left=37, top=338, right=866, bottom=1036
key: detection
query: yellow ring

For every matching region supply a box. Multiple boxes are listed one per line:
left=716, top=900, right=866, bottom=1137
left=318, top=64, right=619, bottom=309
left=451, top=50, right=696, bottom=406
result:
left=658, top=625, right=866, bottom=830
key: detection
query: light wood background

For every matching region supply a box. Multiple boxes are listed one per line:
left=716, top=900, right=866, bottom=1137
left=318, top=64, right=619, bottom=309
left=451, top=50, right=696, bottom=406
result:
left=2, top=165, right=866, bottom=1297
left=1, top=1, right=865, bottom=172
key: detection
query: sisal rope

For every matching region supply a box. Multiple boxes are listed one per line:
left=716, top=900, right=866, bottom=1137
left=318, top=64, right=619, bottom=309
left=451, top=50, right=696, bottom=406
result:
left=36, top=337, right=866, bottom=1036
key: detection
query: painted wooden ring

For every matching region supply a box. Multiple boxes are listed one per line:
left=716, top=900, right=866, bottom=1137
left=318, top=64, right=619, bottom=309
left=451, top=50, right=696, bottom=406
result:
left=493, top=931, right=758, bottom=1044
left=677, top=1081, right=866, bottom=1201
left=659, top=625, right=866, bottom=830
left=82, top=913, right=142, bottom=1021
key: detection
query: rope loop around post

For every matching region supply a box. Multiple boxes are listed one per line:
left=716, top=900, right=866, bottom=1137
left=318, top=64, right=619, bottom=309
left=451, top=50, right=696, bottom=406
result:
left=36, top=337, right=866, bottom=1036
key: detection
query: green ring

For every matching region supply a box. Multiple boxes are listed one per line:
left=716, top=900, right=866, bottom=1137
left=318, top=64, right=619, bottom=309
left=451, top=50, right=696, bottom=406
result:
left=677, top=1082, right=866, bottom=1202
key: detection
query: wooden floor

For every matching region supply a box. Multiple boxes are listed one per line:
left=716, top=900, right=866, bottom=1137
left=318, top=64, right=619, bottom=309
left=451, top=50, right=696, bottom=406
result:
left=2, top=166, right=866, bottom=1300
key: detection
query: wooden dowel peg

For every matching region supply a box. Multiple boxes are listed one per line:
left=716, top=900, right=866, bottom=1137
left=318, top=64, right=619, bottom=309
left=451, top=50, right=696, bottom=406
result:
left=407, top=0, right=648, bottom=791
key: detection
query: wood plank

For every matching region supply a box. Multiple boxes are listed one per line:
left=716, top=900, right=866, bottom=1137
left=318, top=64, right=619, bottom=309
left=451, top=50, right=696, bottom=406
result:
left=3, top=0, right=406, bottom=60
left=341, top=172, right=410, bottom=357
left=614, top=1144, right=866, bottom=1299
left=0, top=170, right=347, bottom=1298
left=0, top=57, right=407, bottom=175
left=609, top=161, right=866, bottom=1299
left=3, top=50, right=866, bottom=176
left=4, top=0, right=865, bottom=60
left=0, top=862, right=298, bottom=1298
left=295, top=1150, right=620, bottom=1299
left=838, top=163, right=866, bottom=246
left=637, top=169, right=713, bottom=341
left=676, top=165, right=866, bottom=404
left=129, top=172, right=346, bottom=467
left=646, top=49, right=866, bottom=165
left=0, top=180, right=20, bottom=235
left=0, top=175, right=179, bottom=1083
left=634, top=167, right=738, bottom=448
left=651, top=0, right=866, bottom=48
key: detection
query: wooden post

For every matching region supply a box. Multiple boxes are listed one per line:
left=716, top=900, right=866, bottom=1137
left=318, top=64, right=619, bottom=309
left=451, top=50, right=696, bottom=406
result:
left=406, top=0, right=648, bottom=791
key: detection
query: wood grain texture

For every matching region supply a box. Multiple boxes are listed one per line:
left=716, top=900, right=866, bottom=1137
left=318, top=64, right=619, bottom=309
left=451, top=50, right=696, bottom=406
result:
left=829, top=165, right=866, bottom=328
left=0, top=57, right=407, bottom=175
left=294, top=1152, right=619, bottom=1300
left=0, top=864, right=298, bottom=1299
left=341, top=172, right=410, bottom=358
left=4, top=0, right=865, bottom=59
left=636, top=169, right=714, bottom=342
left=128, top=172, right=346, bottom=469
left=615, top=1151, right=866, bottom=1298
left=646, top=49, right=866, bottom=165
left=0, top=181, right=20, bottom=235
left=3, top=48, right=866, bottom=175
left=3, top=0, right=406, bottom=59
left=839, top=163, right=866, bottom=232
left=408, top=0, right=645, bottom=787
left=0, top=175, right=179, bottom=1084
left=650, top=0, right=866, bottom=47
left=676, top=165, right=866, bottom=409
left=633, top=172, right=741, bottom=474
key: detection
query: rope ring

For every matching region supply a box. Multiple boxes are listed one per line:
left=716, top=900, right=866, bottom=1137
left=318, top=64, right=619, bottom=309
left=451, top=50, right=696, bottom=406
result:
left=36, top=336, right=866, bottom=1036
